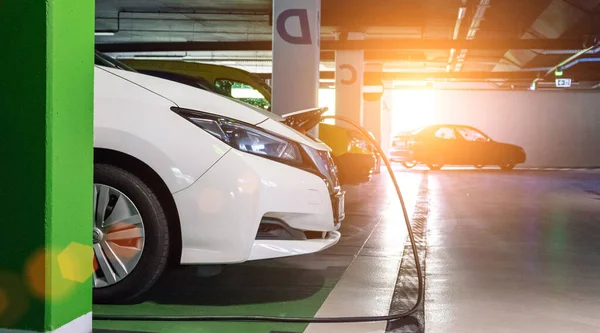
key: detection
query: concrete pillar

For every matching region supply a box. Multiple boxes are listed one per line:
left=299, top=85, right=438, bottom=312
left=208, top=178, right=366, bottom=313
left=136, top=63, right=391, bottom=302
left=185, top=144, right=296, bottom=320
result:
left=272, top=0, right=321, bottom=116
left=380, top=82, right=395, bottom=158
left=363, top=63, right=384, bottom=145
left=334, top=33, right=365, bottom=127
left=0, top=0, right=94, bottom=332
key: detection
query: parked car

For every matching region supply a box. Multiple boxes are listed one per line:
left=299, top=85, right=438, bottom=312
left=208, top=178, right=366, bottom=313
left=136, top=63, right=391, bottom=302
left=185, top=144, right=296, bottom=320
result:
left=390, top=124, right=526, bottom=170
left=93, top=52, right=343, bottom=303
left=120, top=59, right=378, bottom=185
left=390, top=131, right=418, bottom=168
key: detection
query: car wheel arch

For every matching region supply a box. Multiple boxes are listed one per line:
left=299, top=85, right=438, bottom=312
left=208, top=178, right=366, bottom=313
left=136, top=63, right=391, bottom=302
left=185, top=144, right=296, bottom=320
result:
left=94, top=148, right=183, bottom=266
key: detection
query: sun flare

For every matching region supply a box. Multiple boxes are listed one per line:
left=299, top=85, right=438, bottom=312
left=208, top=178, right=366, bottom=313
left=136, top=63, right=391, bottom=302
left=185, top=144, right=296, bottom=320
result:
left=391, top=89, right=436, bottom=134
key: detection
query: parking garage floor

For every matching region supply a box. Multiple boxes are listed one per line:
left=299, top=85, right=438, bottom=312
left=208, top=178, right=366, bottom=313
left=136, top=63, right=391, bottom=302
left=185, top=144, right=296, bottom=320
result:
left=93, top=167, right=600, bottom=333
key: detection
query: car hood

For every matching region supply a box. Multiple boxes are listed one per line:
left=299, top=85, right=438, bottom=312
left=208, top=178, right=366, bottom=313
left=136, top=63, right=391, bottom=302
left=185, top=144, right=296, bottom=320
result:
left=494, top=142, right=523, bottom=151
left=100, top=66, right=328, bottom=151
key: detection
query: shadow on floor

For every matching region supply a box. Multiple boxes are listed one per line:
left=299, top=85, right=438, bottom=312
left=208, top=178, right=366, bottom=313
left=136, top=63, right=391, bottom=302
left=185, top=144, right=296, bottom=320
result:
left=130, top=263, right=333, bottom=306
left=387, top=316, right=422, bottom=333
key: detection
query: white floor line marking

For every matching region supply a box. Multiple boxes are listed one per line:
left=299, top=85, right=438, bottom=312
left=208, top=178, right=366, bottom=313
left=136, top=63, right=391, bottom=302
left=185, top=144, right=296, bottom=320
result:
left=304, top=173, right=422, bottom=333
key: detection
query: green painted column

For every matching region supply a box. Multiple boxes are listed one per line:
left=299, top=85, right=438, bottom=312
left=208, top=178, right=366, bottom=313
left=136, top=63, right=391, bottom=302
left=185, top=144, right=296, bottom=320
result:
left=0, top=0, right=94, bottom=332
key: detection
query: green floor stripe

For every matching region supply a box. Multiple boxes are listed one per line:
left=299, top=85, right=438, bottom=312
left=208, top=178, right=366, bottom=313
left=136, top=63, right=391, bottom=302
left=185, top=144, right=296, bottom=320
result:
left=93, top=273, right=336, bottom=333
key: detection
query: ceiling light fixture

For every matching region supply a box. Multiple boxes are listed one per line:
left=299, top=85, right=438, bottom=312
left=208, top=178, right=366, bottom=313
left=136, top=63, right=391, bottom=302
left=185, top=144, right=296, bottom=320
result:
left=457, top=7, right=467, bottom=20
left=95, top=31, right=116, bottom=36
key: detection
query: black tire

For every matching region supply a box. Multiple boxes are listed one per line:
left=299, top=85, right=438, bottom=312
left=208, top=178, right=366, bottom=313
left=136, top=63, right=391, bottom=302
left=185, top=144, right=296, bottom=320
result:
left=427, top=156, right=444, bottom=171
left=499, top=155, right=516, bottom=171
left=93, top=164, right=170, bottom=304
left=499, top=162, right=515, bottom=171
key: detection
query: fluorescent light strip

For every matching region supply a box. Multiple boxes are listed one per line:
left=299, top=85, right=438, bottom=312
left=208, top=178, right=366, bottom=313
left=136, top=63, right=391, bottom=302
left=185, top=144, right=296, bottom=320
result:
left=458, top=7, right=467, bottom=20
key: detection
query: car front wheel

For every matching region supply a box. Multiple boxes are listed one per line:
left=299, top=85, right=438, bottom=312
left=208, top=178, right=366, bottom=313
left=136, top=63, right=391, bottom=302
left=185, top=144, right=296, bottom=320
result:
left=93, top=164, right=170, bottom=304
left=427, top=156, right=444, bottom=171
left=499, top=158, right=516, bottom=171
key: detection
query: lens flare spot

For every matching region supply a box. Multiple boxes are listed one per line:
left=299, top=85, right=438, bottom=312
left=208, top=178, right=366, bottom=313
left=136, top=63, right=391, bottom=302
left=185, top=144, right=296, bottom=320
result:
left=57, top=242, right=94, bottom=283
left=0, top=289, right=7, bottom=316
left=25, top=249, right=47, bottom=299
left=237, top=171, right=260, bottom=194
left=0, top=271, right=30, bottom=327
left=25, top=248, right=75, bottom=300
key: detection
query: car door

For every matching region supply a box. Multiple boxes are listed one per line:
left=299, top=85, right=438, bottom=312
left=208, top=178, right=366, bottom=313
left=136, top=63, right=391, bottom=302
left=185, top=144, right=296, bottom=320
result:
left=455, top=126, right=490, bottom=164
left=429, top=126, right=460, bottom=164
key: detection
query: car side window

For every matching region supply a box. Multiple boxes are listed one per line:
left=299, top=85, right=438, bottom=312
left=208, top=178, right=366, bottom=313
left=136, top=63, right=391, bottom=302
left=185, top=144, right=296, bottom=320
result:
left=457, top=127, right=488, bottom=142
left=434, top=127, right=457, bottom=140
left=215, top=79, right=271, bottom=110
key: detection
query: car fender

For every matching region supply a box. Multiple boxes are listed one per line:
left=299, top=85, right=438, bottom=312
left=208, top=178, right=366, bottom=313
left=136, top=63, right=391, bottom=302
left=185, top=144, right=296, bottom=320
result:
left=94, top=67, right=230, bottom=193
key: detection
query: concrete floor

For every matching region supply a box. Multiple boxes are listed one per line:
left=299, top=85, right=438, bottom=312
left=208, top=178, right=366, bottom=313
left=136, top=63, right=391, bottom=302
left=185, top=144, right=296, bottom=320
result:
left=426, top=169, right=600, bottom=333
left=93, top=168, right=600, bottom=333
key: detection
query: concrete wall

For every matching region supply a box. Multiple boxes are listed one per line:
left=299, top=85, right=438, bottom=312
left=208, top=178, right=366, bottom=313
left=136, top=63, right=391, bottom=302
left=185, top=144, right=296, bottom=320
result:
left=394, top=90, right=600, bottom=168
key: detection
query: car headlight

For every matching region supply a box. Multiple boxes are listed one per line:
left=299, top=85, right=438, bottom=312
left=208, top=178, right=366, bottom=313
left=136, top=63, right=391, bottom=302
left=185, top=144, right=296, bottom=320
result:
left=172, top=107, right=340, bottom=192
left=172, top=107, right=303, bottom=164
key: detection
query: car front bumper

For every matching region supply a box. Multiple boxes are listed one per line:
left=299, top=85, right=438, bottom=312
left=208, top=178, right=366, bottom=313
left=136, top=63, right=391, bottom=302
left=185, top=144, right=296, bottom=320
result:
left=389, top=148, right=414, bottom=162
left=173, top=149, right=340, bottom=264
left=249, top=230, right=341, bottom=260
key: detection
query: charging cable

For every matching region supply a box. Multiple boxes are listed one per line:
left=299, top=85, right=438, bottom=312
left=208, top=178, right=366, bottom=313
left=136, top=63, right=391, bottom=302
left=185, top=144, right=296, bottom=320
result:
left=93, top=115, right=424, bottom=323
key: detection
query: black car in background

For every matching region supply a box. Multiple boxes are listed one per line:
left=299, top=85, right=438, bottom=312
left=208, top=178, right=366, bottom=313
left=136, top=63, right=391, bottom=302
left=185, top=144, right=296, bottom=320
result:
left=390, top=124, right=526, bottom=170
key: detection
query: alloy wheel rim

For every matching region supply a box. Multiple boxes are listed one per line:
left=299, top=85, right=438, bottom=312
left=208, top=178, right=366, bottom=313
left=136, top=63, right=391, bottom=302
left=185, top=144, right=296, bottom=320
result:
left=93, top=184, right=145, bottom=288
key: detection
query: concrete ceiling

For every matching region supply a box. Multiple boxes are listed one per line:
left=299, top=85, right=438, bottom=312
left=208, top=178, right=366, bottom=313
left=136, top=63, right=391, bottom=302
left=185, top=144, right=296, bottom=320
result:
left=96, top=0, right=600, bottom=89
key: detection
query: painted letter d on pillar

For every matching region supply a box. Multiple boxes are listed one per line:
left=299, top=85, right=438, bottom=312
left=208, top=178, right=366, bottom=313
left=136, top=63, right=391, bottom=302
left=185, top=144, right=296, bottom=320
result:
left=277, top=9, right=312, bottom=45
left=272, top=0, right=320, bottom=116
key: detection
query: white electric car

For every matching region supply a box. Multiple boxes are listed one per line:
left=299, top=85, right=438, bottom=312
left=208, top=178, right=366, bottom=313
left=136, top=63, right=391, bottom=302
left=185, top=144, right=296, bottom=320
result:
left=93, top=54, right=344, bottom=303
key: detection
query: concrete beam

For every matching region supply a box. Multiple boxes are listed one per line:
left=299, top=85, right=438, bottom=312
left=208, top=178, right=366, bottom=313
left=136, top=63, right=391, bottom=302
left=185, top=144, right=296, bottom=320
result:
left=95, top=38, right=589, bottom=53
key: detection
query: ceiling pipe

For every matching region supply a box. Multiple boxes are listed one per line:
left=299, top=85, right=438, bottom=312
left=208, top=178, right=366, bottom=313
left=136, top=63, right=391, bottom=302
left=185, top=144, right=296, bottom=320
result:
left=96, top=38, right=587, bottom=53
left=543, top=43, right=598, bottom=77
left=560, top=56, right=600, bottom=71
left=532, top=45, right=600, bottom=55
left=527, top=40, right=600, bottom=89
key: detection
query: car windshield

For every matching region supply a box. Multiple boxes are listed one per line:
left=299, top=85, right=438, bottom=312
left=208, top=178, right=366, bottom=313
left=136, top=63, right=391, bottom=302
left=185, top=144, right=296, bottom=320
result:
left=456, top=126, right=491, bottom=142
left=94, top=51, right=138, bottom=72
